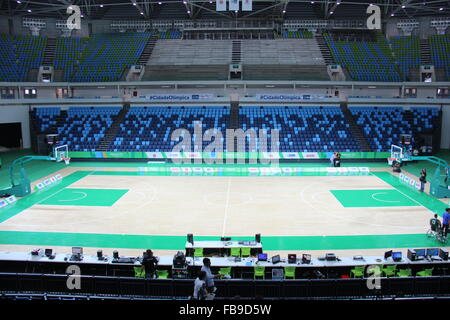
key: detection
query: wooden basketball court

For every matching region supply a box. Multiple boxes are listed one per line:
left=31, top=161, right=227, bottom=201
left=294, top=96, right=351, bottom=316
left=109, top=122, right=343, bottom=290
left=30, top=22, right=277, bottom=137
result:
left=0, top=163, right=446, bottom=258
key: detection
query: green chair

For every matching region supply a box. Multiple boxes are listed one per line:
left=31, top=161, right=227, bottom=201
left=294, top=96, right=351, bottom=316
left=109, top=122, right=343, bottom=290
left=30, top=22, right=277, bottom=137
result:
left=230, top=247, right=241, bottom=257
left=194, top=248, right=203, bottom=257
left=219, top=267, right=232, bottom=278
left=416, top=268, right=434, bottom=277
left=241, top=247, right=251, bottom=257
left=134, top=266, right=145, bottom=278
left=366, top=265, right=382, bottom=277
left=254, top=266, right=265, bottom=280
left=156, top=269, right=169, bottom=279
left=284, top=266, right=296, bottom=279
left=382, top=265, right=397, bottom=277
left=350, top=266, right=366, bottom=278
left=397, top=269, right=412, bottom=277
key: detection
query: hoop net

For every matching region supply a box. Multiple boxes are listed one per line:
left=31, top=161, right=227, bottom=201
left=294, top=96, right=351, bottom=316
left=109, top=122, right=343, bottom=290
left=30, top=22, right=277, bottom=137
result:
left=63, top=157, right=71, bottom=165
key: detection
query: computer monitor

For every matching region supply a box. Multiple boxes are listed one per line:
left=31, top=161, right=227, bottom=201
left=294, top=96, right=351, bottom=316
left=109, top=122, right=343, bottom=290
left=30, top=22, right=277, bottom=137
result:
left=302, top=254, right=311, bottom=264
left=384, top=250, right=393, bottom=260
left=392, top=252, right=402, bottom=262
left=426, top=248, right=439, bottom=257
left=271, top=255, right=281, bottom=264
left=44, top=249, right=53, bottom=257
left=288, top=254, right=297, bottom=264
left=257, top=253, right=267, bottom=261
left=72, top=247, right=83, bottom=255
left=415, top=249, right=426, bottom=258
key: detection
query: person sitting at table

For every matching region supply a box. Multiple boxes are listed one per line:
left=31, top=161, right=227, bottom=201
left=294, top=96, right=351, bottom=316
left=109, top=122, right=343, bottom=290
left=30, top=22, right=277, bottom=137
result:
left=141, top=249, right=159, bottom=279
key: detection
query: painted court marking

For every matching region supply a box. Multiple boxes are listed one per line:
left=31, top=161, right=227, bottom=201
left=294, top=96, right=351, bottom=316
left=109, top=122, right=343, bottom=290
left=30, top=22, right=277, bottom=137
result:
left=371, top=192, right=401, bottom=203
left=306, top=178, right=426, bottom=231
left=57, top=191, right=88, bottom=202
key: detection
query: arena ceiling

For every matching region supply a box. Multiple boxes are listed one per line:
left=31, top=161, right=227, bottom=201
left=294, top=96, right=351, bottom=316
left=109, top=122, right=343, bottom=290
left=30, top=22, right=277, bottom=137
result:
left=0, top=0, right=448, bottom=20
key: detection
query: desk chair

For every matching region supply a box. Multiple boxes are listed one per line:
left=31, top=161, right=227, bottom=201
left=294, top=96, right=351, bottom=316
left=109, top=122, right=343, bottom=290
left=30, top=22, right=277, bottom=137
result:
left=219, top=267, right=232, bottom=278
left=416, top=267, right=434, bottom=277
left=284, top=266, right=296, bottom=279
left=230, top=247, right=241, bottom=257
left=254, top=266, right=265, bottom=280
left=134, top=266, right=145, bottom=278
left=194, top=248, right=203, bottom=258
left=156, top=270, right=169, bottom=279
left=382, top=265, right=397, bottom=277
left=350, top=266, right=365, bottom=278
left=396, top=268, right=412, bottom=277
left=241, top=247, right=251, bottom=257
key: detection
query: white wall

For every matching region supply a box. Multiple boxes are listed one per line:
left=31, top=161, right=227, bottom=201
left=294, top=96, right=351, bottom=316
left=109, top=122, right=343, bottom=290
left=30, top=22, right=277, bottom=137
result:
left=0, top=105, right=31, bottom=149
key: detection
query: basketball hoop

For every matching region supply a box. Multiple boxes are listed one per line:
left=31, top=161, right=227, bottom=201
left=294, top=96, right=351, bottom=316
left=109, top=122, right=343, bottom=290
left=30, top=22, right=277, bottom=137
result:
left=62, top=157, right=71, bottom=165
left=388, top=157, right=397, bottom=166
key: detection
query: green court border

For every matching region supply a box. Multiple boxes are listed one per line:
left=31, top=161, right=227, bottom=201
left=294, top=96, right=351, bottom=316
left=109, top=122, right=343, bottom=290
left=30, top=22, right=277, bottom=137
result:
left=0, top=168, right=447, bottom=251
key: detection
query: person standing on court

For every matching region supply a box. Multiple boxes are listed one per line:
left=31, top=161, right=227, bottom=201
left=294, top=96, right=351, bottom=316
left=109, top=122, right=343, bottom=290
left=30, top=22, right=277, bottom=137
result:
left=141, top=249, right=159, bottom=279
left=442, top=208, right=450, bottom=238
left=329, top=152, right=335, bottom=167
left=333, top=152, right=341, bottom=167
left=419, top=169, right=427, bottom=192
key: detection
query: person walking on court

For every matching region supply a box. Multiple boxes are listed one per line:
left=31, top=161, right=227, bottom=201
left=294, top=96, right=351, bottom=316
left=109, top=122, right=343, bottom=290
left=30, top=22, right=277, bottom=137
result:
left=419, top=169, right=427, bottom=192
left=141, top=249, right=159, bottom=279
left=443, top=208, right=450, bottom=238
left=430, top=214, right=442, bottom=233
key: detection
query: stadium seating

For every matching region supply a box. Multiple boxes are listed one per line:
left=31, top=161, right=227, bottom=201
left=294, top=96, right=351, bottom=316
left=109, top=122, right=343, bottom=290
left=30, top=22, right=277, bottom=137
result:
left=56, top=106, right=121, bottom=151
left=71, top=33, right=151, bottom=82
left=158, top=30, right=182, bottom=39
left=54, top=37, right=88, bottom=81
left=238, top=106, right=360, bottom=152
left=32, top=107, right=61, bottom=133
left=324, top=33, right=401, bottom=82
left=110, top=106, right=230, bottom=152
left=429, top=34, right=450, bottom=80
left=277, top=29, right=313, bottom=39
left=388, top=36, right=421, bottom=81
left=0, top=34, right=46, bottom=82
left=349, top=106, right=439, bottom=152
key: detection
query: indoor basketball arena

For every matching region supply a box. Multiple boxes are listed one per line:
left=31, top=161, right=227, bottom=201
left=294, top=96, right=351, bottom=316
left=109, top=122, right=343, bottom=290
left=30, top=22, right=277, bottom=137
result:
left=0, top=0, right=450, bottom=308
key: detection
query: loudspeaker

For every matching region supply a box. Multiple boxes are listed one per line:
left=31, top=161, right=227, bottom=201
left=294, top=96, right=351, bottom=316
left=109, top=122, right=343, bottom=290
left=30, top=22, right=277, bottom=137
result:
left=113, top=250, right=119, bottom=259
left=97, top=250, right=103, bottom=260
left=187, top=233, right=193, bottom=244
left=255, top=234, right=261, bottom=243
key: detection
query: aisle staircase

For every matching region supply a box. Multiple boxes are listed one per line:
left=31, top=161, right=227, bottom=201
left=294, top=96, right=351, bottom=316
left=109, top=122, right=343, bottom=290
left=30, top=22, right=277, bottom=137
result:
left=96, top=103, right=130, bottom=151
left=340, top=103, right=372, bottom=152
left=231, top=40, right=242, bottom=64
left=420, top=39, right=432, bottom=65
left=137, top=34, right=158, bottom=65
left=315, top=34, right=335, bottom=65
